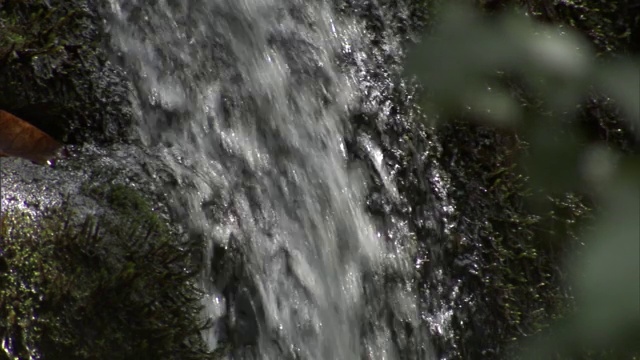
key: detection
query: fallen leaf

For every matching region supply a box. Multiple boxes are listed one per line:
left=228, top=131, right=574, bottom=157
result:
left=0, top=110, right=64, bottom=165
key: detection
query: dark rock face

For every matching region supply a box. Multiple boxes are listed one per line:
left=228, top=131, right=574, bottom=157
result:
left=0, top=0, right=133, bottom=144
left=339, top=2, right=609, bottom=359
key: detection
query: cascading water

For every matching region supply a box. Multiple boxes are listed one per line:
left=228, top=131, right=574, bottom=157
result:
left=103, top=0, right=456, bottom=358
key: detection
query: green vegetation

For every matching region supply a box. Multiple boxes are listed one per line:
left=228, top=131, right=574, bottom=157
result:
left=0, top=185, right=213, bottom=360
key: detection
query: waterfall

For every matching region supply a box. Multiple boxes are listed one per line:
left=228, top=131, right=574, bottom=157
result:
left=104, top=0, right=448, bottom=358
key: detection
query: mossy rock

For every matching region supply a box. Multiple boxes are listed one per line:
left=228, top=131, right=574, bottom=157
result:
left=0, top=0, right=133, bottom=144
left=432, top=120, right=594, bottom=359
left=0, top=185, right=215, bottom=360
left=82, top=183, right=168, bottom=232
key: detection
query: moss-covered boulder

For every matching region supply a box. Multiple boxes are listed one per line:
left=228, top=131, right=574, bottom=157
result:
left=0, top=0, right=133, bottom=144
left=0, top=136, right=220, bottom=359
left=0, top=184, right=212, bottom=360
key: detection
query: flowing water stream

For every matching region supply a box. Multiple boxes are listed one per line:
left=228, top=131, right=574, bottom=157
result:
left=104, top=1, right=457, bottom=358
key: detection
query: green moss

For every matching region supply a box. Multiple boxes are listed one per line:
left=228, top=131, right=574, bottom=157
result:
left=0, top=187, right=214, bottom=359
left=83, top=183, right=168, bottom=234
left=0, top=1, right=76, bottom=63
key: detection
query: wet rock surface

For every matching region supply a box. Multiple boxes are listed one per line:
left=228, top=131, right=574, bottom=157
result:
left=0, top=0, right=133, bottom=144
left=1, top=144, right=172, bottom=223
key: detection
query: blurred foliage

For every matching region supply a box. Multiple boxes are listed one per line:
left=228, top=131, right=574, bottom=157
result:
left=408, top=0, right=639, bottom=359
left=0, top=184, right=216, bottom=360
left=481, top=0, right=640, bottom=55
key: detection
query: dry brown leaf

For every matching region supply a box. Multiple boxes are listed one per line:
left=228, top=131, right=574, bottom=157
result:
left=0, top=110, right=64, bottom=165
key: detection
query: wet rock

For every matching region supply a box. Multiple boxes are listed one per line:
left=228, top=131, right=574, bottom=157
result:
left=0, top=0, right=133, bottom=144
left=1, top=144, right=170, bottom=222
